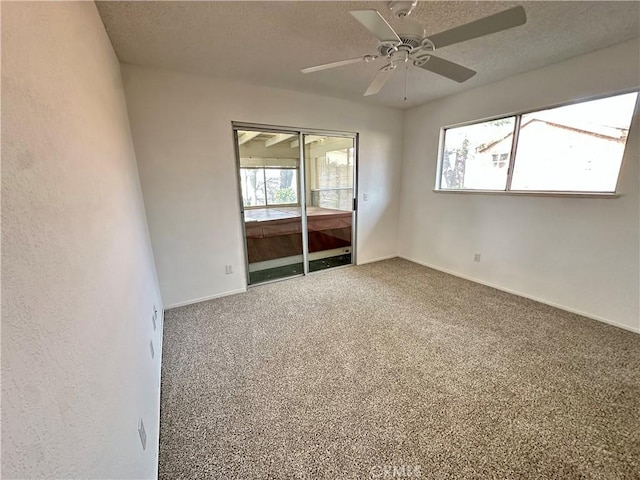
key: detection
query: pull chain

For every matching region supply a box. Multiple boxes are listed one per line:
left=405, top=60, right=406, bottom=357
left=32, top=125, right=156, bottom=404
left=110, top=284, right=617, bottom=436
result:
left=404, top=62, right=408, bottom=102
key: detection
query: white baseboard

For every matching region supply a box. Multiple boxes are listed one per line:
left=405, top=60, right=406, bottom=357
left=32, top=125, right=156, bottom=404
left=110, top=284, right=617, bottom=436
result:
left=165, top=288, right=247, bottom=310
left=399, top=255, right=640, bottom=335
left=357, top=254, right=398, bottom=265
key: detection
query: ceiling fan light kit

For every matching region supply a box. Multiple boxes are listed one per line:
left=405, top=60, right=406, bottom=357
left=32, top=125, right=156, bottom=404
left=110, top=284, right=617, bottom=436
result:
left=301, top=3, right=527, bottom=98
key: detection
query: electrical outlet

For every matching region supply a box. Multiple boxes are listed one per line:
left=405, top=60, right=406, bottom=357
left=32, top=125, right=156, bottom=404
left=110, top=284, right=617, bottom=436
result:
left=225, top=265, right=233, bottom=274
left=363, top=193, right=368, bottom=202
left=149, top=340, right=155, bottom=359
left=138, top=419, right=147, bottom=450
left=473, top=253, right=481, bottom=262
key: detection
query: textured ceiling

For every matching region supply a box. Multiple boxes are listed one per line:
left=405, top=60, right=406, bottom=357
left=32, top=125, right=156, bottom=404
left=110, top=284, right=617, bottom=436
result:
left=96, top=1, right=640, bottom=109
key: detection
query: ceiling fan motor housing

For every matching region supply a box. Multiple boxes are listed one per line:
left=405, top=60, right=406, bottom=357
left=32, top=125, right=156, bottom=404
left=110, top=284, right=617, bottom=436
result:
left=378, top=34, right=435, bottom=59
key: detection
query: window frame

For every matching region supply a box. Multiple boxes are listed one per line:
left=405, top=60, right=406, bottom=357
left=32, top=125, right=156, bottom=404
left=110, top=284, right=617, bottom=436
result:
left=434, top=89, right=639, bottom=197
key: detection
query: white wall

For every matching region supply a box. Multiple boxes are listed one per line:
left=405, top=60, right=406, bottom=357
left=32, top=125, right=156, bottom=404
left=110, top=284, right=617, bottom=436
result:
left=399, top=39, right=640, bottom=332
left=121, top=64, right=403, bottom=308
left=2, top=3, right=163, bottom=478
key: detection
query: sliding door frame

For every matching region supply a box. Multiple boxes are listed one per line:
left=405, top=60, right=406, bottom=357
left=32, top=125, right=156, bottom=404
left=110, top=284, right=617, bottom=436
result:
left=232, top=121, right=358, bottom=286
left=298, top=132, right=310, bottom=275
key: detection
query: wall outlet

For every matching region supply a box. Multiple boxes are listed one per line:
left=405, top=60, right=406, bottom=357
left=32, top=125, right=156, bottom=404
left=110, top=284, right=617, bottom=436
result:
left=225, top=265, right=233, bottom=274
left=362, top=192, right=368, bottom=202
left=138, top=419, right=147, bottom=450
left=149, top=340, right=155, bottom=359
left=473, top=253, right=481, bottom=262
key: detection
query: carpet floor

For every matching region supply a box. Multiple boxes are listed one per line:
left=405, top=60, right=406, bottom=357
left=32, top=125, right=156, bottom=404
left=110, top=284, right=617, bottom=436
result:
left=159, top=258, right=640, bottom=479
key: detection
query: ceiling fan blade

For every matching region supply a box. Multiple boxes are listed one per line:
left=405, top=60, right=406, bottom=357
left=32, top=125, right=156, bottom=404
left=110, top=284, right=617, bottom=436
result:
left=350, top=10, right=401, bottom=43
left=301, top=57, right=369, bottom=73
left=415, top=55, right=476, bottom=83
left=364, top=65, right=396, bottom=96
left=428, top=6, right=526, bottom=49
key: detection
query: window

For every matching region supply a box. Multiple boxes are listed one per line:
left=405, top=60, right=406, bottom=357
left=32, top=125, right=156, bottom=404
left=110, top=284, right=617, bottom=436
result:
left=436, top=91, right=638, bottom=194
left=240, top=167, right=298, bottom=207
left=440, top=117, right=516, bottom=190
left=310, top=145, right=355, bottom=211
left=492, top=153, right=509, bottom=168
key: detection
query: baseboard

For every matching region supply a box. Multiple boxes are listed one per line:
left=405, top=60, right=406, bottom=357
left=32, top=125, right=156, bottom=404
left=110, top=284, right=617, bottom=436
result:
left=167, top=256, right=398, bottom=309
left=357, top=254, right=398, bottom=265
left=398, top=255, right=640, bottom=334
left=165, top=288, right=247, bottom=310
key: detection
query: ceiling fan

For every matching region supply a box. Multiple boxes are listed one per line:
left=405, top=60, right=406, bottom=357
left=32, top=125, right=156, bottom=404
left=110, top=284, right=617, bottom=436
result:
left=301, top=1, right=527, bottom=97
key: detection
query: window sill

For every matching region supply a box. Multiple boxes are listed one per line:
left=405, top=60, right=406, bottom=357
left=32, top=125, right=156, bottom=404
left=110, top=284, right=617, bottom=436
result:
left=433, top=189, right=620, bottom=198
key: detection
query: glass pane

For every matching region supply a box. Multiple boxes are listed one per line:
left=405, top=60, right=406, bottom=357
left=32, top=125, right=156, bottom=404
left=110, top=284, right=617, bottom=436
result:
left=239, top=168, right=266, bottom=207
left=511, top=92, right=638, bottom=192
left=237, top=130, right=303, bottom=285
left=440, top=117, right=516, bottom=190
left=265, top=168, right=298, bottom=205
left=310, top=146, right=354, bottom=211
left=305, top=135, right=354, bottom=272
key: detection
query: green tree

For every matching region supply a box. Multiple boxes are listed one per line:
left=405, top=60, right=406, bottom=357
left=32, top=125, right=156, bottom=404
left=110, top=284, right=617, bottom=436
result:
left=275, top=187, right=296, bottom=204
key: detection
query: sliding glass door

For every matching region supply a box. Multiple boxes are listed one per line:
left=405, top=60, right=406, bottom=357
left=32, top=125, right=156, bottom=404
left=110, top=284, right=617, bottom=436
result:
left=234, top=125, right=357, bottom=285
left=304, top=135, right=355, bottom=272
left=236, top=128, right=304, bottom=285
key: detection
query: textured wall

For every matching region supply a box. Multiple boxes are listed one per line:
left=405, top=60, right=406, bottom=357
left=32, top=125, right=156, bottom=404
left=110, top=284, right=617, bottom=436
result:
left=121, top=64, right=403, bottom=308
left=2, top=2, right=163, bottom=478
left=398, top=39, right=640, bottom=332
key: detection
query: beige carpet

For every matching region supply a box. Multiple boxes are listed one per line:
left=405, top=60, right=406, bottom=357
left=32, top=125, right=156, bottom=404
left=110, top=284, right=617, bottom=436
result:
left=159, top=258, right=640, bottom=479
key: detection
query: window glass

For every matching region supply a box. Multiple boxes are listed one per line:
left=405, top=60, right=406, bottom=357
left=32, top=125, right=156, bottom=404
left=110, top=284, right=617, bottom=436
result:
left=265, top=168, right=298, bottom=205
left=511, top=92, right=637, bottom=192
left=240, top=168, right=265, bottom=207
left=440, top=117, right=516, bottom=190
left=312, top=146, right=354, bottom=210
left=240, top=168, right=298, bottom=207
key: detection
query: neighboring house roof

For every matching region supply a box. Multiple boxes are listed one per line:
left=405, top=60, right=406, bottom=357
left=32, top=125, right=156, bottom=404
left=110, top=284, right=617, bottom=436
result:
left=476, top=118, right=627, bottom=153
